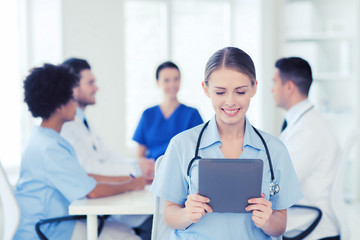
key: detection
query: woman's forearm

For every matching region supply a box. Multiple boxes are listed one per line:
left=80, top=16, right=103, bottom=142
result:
left=88, top=174, right=131, bottom=182
left=262, top=209, right=287, bottom=237
left=164, top=201, right=193, bottom=230
left=137, top=145, right=147, bottom=158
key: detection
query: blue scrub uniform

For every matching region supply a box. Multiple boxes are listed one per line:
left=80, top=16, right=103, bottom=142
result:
left=133, top=104, right=203, bottom=160
left=14, top=127, right=97, bottom=240
left=151, top=116, right=302, bottom=240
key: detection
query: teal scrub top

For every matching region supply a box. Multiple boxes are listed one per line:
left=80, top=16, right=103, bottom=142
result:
left=14, top=127, right=97, bottom=240
left=151, top=116, right=302, bottom=240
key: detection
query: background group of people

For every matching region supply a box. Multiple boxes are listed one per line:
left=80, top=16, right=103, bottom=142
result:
left=13, top=46, right=340, bottom=240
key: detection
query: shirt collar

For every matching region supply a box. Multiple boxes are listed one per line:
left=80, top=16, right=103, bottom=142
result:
left=243, top=117, right=264, bottom=151
left=199, top=115, right=264, bottom=152
left=199, top=115, right=221, bottom=149
left=75, top=107, right=86, bottom=121
left=285, top=99, right=312, bottom=126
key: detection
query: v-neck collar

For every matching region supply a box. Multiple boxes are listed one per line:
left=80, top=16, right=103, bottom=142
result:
left=158, top=103, right=183, bottom=120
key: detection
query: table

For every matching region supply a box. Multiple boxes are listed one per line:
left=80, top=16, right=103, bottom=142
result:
left=69, top=186, right=154, bottom=240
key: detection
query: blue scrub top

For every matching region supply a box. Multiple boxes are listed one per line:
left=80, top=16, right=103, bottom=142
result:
left=133, top=104, right=203, bottom=160
left=151, top=116, right=302, bottom=240
left=14, top=127, right=97, bottom=240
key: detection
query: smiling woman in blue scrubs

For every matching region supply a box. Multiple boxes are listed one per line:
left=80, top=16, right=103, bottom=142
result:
left=133, top=61, right=203, bottom=180
left=150, top=47, right=302, bottom=239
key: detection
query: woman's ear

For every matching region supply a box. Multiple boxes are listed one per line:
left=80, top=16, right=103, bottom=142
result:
left=251, top=81, right=258, bottom=97
left=202, top=82, right=210, bottom=98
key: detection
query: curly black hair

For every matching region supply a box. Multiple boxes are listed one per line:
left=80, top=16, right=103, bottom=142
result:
left=24, top=63, right=79, bottom=119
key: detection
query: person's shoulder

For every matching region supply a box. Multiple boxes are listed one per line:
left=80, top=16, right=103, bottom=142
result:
left=170, top=122, right=205, bottom=144
left=142, top=105, right=159, bottom=115
left=255, top=129, right=288, bottom=152
left=297, top=108, right=337, bottom=140
left=180, top=103, right=199, bottom=113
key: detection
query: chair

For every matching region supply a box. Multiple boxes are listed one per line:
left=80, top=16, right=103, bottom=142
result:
left=35, top=215, right=107, bottom=240
left=151, top=155, right=172, bottom=240
left=283, top=205, right=322, bottom=239
left=329, top=129, right=360, bottom=240
left=0, top=161, right=20, bottom=240
left=284, top=129, right=359, bottom=240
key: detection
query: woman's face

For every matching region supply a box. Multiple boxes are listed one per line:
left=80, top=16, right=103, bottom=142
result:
left=157, top=67, right=181, bottom=100
left=202, top=68, right=257, bottom=126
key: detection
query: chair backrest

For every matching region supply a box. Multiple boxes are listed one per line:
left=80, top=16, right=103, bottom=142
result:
left=0, top=161, right=20, bottom=240
left=330, top=129, right=360, bottom=240
left=151, top=155, right=172, bottom=240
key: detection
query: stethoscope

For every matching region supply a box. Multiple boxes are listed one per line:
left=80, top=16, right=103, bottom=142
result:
left=186, top=120, right=280, bottom=196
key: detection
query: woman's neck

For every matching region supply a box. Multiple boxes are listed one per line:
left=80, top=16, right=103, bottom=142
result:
left=160, top=97, right=179, bottom=109
left=216, top=117, right=245, bottom=140
left=40, top=117, right=64, bottom=133
left=159, top=98, right=180, bottom=118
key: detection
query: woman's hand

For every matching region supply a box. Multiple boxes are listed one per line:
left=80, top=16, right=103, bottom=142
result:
left=246, top=193, right=273, bottom=229
left=131, top=176, right=147, bottom=191
left=184, top=192, right=212, bottom=223
left=138, top=158, right=155, bottom=183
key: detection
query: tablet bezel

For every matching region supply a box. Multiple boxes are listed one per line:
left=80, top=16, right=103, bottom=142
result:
left=198, top=158, right=263, bottom=213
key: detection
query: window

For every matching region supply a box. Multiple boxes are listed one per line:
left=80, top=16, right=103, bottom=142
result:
left=0, top=0, right=62, bottom=183
left=124, top=0, right=232, bottom=146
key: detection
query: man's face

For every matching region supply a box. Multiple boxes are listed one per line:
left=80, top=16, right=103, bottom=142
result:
left=271, top=69, right=288, bottom=109
left=75, top=69, right=98, bottom=108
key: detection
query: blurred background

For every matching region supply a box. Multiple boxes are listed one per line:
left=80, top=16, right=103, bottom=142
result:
left=0, top=0, right=359, bottom=235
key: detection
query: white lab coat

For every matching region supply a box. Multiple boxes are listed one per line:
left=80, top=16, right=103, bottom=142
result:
left=61, top=108, right=136, bottom=176
left=280, top=99, right=340, bottom=239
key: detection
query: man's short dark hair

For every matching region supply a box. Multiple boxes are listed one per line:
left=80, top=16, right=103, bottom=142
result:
left=275, top=57, right=313, bottom=96
left=24, top=63, right=79, bottom=119
left=62, top=58, right=91, bottom=75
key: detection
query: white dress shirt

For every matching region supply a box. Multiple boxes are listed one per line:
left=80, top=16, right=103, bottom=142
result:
left=61, top=108, right=136, bottom=176
left=280, top=99, right=340, bottom=239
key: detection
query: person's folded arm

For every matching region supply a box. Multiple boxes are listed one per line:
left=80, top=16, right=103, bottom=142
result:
left=88, top=174, right=133, bottom=182
left=87, top=175, right=146, bottom=198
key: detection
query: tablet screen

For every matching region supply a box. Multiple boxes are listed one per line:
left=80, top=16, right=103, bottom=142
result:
left=198, top=158, right=263, bottom=213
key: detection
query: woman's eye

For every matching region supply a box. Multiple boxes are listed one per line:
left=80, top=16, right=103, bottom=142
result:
left=236, top=92, right=245, bottom=95
left=216, top=92, right=225, bottom=95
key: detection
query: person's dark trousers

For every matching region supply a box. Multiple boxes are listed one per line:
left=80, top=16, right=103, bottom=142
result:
left=133, top=215, right=153, bottom=240
left=319, top=236, right=340, bottom=240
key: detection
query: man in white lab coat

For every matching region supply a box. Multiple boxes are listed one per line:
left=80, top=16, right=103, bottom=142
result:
left=61, top=58, right=152, bottom=240
left=272, top=57, right=340, bottom=240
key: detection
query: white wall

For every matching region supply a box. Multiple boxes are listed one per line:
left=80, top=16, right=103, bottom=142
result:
left=61, top=0, right=277, bottom=155
left=62, top=0, right=129, bottom=154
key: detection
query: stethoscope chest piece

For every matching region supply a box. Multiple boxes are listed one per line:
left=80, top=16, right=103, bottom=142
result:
left=269, top=181, right=280, bottom=196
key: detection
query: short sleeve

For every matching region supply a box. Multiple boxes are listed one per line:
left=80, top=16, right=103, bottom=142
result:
left=44, top=143, right=97, bottom=203
left=270, top=143, right=303, bottom=210
left=150, top=137, right=189, bottom=205
left=132, top=111, right=147, bottom=146
left=189, top=109, right=203, bottom=128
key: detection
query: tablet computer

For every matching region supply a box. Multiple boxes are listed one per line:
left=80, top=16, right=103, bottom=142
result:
left=198, top=158, right=263, bottom=213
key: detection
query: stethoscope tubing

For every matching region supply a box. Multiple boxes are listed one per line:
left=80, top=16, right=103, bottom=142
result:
left=187, top=120, right=275, bottom=181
